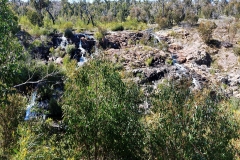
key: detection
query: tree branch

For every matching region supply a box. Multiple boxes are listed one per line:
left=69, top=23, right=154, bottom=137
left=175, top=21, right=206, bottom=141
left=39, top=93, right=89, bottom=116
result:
left=13, top=71, right=60, bottom=88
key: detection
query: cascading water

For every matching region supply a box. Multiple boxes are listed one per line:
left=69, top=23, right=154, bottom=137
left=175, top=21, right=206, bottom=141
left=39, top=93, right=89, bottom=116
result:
left=94, top=43, right=98, bottom=55
left=78, top=39, right=86, bottom=52
left=78, top=55, right=88, bottom=66
left=171, top=52, right=201, bottom=89
left=78, top=40, right=88, bottom=66
left=24, top=90, right=37, bottom=120
left=192, top=77, right=201, bottom=89
left=150, top=33, right=161, bottom=43
left=24, top=89, right=47, bottom=120
left=60, top=35, right=68, bottom=49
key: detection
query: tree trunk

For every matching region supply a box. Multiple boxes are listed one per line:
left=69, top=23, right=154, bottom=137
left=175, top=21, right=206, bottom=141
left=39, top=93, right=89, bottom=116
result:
left=46, top=8, right=55, bottom=24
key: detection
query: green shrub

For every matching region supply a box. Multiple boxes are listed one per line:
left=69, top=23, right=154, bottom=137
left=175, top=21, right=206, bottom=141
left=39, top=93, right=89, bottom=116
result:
left=198, top=21, right=217, bottom=43
left=95, top=26, right=107, bottom=41
left=32, top=39, right=42, bottom=47
left=201, top=5, right=214, bottom=19
left=166, top=58, right=173, bottom=65
left=13, top=123, right=60, bottom=160
left=50, top=47, right=65, bottom=58
left=62, top=22, right=73, bottom=30
left=64, top=28, right=74, bottom=38
left=29, top=26, right=49, bottom=36
left=146, top=81, right=239, bottom=159
left=62, top=59, right=145, bottom=159
left=111, top=24, right=124, bottom=31
left=19, top=16, right=34, bottom=31
left=66, top=44, right=75, bottom=55
left=26, top=8, right=43, bottom=27
left=172, top=9, right=185, bottom=25
left=145, top=57, right=153, bottom=66
left=0, top=93, right=26, bottom=157
left=156, top=17, right=169, bottom=29
left=185, top=13, right=199, bottom=26
left=114, top=62, right=124, bottom=70
left=159, top=41, right=169, bottom=51
left=233, top=46, right=240, bottom=56
left=123, top=19, right=147, bottom=30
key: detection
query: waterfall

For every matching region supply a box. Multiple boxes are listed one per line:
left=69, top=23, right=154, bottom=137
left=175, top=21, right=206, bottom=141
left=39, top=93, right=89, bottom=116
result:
left=78, top=55, right=88, bottom=66
left=24, top=90, right=37, bottom=120
left=151, top=33, right=161, bottom=43
left=60, top=35, right=68, bottom=49
left=24, top=89, right=47, bottom=120
left=78, top=40, right=88, bottom=66
left=175, top=63, right=187, bottom=73
left=171, top=52, right=201, bottom=89
left=79, top=39, right=86, bottom=55
left=91, top=43, right=98, bottom=58
left=192, top=77, right=201, bottom=89
left=94, top=43, right=98, bottom=55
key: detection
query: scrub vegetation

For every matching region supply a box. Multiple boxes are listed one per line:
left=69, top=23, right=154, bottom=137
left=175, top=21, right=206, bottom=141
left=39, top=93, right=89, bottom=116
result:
left=1, top=0, right=240, bottom=159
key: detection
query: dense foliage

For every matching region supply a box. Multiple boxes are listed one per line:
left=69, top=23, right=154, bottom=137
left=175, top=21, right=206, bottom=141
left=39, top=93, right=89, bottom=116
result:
left=62, top=59, right=145, bottom=159
left=147, top=82, right=239, bottom=159
left=1, top=0, right=240, bottom=159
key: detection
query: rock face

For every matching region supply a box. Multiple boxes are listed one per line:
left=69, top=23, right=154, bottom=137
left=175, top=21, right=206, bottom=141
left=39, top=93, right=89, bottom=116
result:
left=103, top=25, right=240, bottom=98
left=16, top=30, right=96, bottom=61
left=132, top=67, right=167, bottom=84
left=100, top=31, right=144, bottom=49
left=194, top=51, right=212, bottom=67
left=168, top=44, right=186, bottom=64
left=221, top=41, right=233, bottom=48
left=16, top=19, right=240, bottom=98
left=31, top=46, right=50, bottom=60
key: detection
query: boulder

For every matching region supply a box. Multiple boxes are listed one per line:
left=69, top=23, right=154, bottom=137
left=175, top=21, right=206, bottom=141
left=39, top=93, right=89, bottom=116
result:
left=194, top=51, right=212, bottom=67
left=221, top=41, right=233, bottom=48
left=141, top=68, right=167, bottom=84
left=168, top=43, right=183, bottom=51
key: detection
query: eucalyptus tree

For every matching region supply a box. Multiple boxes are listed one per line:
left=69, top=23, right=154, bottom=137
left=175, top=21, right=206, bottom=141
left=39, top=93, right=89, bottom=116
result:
left=62, top=59, right=145, bottom=159
left=0, top=0, right=26, bottom=157
left=28, top=0, right=55, bottom=25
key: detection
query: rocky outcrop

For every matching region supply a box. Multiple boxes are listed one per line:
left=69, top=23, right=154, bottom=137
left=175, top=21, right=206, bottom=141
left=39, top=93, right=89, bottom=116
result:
left=100, top=31, right=144, bottom=49
left=31, top=46, right=50, bottom=61
left=132, top=67, right=167, bottom=84
left=17, top=31, right=96, bottom=61
left=194, top=51, right=212, bottom=67
left=221, top=41, right=233, bottom=48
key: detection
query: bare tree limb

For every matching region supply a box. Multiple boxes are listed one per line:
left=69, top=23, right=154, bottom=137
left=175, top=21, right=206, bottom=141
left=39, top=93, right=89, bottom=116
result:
left=13, top=71, right=60, bottom=88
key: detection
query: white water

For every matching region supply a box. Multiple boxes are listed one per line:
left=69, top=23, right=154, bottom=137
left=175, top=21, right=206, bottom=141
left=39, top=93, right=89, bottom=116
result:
left=60, top=36, right=68, bottom=49
left=78, top=55, right=88, bottom=66
left=24, top=90, right=37, bottom=120
left=175, top=63, right=187, bottom=73
left=192, top=77, right=201, bottom=89
left=171, top=52, right=201, bottom=89
left=77, top=40, right=88, bottom=66
left=79, top=40, right=86, bottom=55
left=150, top=33, right=161, bottom=43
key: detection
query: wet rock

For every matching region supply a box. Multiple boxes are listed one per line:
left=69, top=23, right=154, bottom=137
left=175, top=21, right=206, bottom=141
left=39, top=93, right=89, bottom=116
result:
left=141, top=68, right=167, bottom=84
left=220, top=76, right=230, bottom=85
left=176, top=52, right=187, bottom=64
left=31, top=46, right=50, bottom=61
left=152, top=53, right=166, bottom=66
left=51, top=33, right=95, bottom=53
left=221, top=41, right=233, bottom=48
left=194, top=51, right=212, bottom=67
left=102, top=31, right=151, bottom=49
left=168, top=43, right=183, bottom=51
left=51, top=34, right=63, bottom=48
